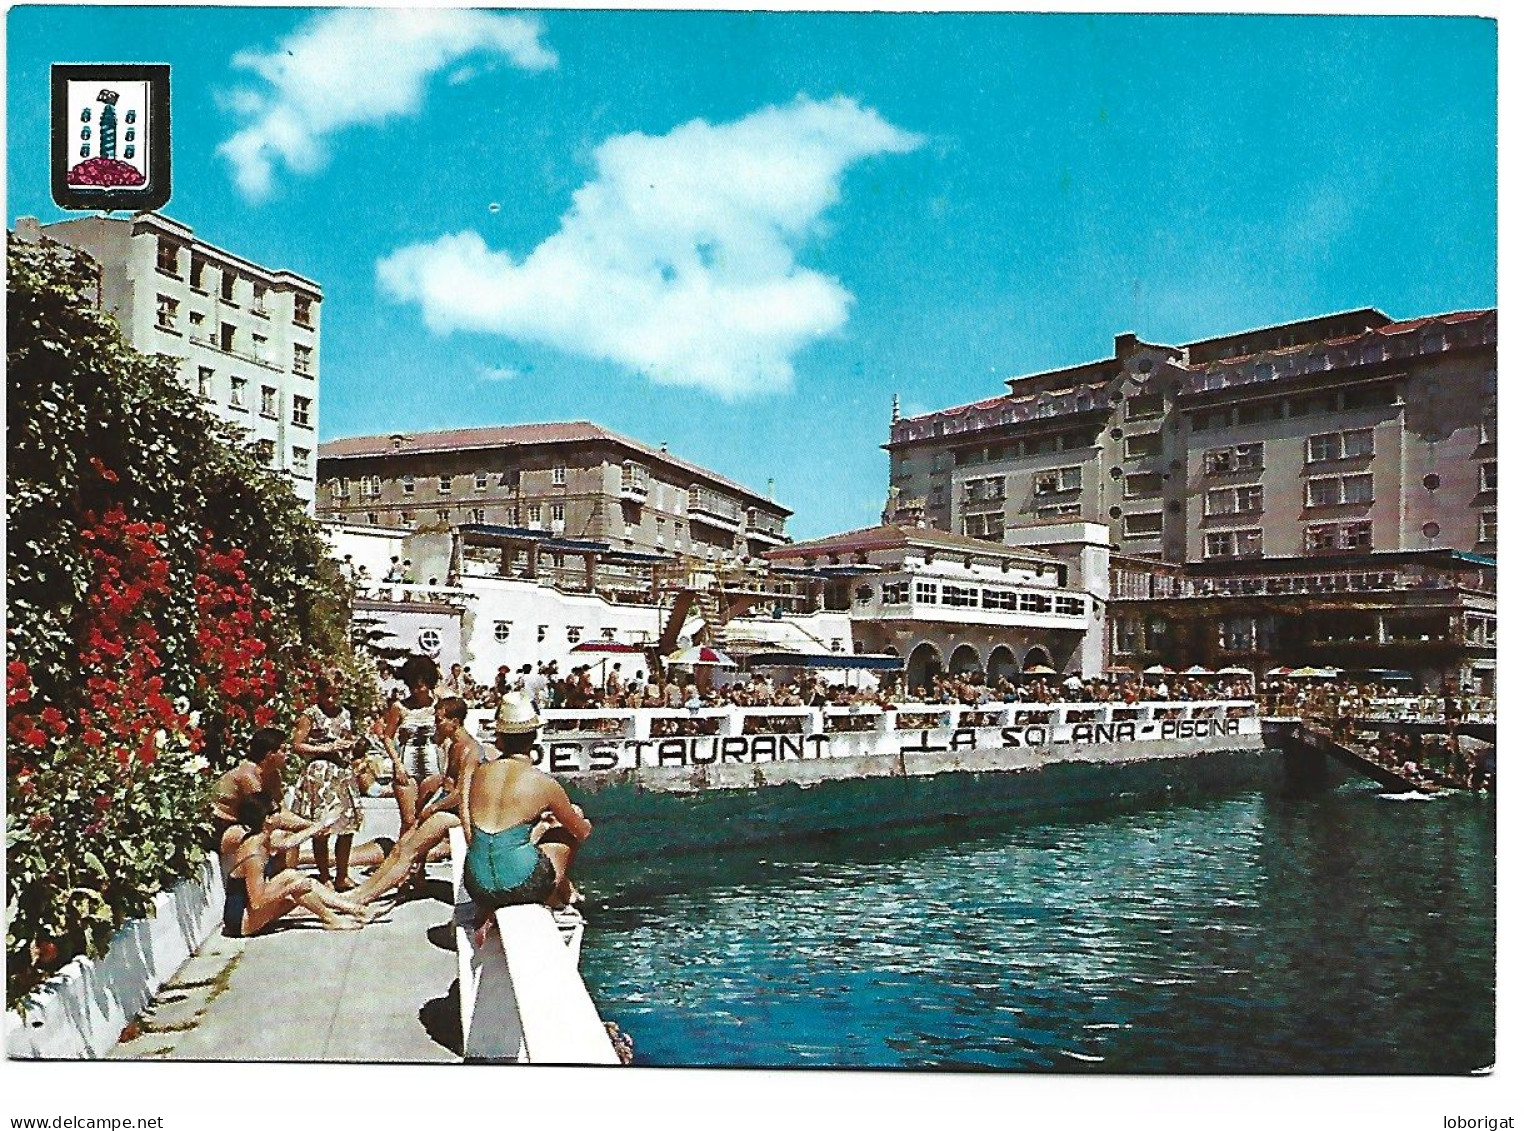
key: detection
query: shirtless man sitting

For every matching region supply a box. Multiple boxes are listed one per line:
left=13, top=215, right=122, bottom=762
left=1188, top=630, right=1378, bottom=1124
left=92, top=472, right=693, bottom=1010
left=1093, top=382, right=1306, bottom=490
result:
left=210, top=727, right=314, bottom=857
left=345, top=697, right=483, bottom=906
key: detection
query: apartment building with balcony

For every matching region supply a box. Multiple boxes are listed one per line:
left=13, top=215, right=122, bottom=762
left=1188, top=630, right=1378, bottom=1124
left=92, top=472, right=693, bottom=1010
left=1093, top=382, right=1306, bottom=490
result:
left=22, top=212, right=323, bottom=508
left=885, top=308, right=1495, bottom=567
left=317, top=422, right=791, bottom=561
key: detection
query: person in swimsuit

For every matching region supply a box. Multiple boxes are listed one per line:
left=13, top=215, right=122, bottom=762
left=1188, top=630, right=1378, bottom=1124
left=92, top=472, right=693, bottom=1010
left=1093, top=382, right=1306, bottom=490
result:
left=463, top=693, right=592, bottom=947
left=383, top=654, right=442, bottom=836
left=345, top=696, right=484, bottom=906
left=209, top=727, right=309, bottom=857
left=221, top=796, right=373, bottom=937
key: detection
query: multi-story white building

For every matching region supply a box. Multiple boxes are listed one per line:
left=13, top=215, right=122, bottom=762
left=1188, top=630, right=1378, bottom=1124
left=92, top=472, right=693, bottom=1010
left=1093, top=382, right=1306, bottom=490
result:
left=21, top=212, right=323, bottom=509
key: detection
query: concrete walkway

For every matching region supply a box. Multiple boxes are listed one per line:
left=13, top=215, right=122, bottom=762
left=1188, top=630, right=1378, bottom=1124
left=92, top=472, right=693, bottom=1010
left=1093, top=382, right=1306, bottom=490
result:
left=112, top=799, right=464, bottom=1063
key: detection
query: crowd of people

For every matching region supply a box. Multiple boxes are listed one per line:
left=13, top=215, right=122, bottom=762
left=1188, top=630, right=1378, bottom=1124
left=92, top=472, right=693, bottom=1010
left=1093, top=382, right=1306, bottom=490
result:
left=209, top=655, right=592, bottom=942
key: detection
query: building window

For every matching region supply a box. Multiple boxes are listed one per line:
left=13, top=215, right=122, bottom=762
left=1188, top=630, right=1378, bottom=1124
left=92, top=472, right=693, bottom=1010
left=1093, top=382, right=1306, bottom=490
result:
left=367, top=512, right=379, bottom=526
left=1307, top=429, right=1374, bottom=463
left=963, top=514, right=1004, bottom=541
left=1033, top=466, right=1083, bottom=496
left=1054, top=596, right=1084, bottom=617
left=470, top=508, right=485, bottom=523
left=155, top=294, right=178, bottom=330
left=219, top=323, right=236, bottom=352
left=368, top=475, right=382, bottom=497
left=252, top=333, right=270, bottom=363
left=1204, top=529, right=1262, bottom=559
left=436, top=509, right=451, bottom=524
left=567, top=626, right=583, bottom=644
left=1236, top=402, right=1278, bottom=426
left=1123, top=472, right=1162, bottom=498
left=1036, top=502, right=1082, bottom=519
left=399, top=511, right=413, bottom=526
left=1122, top=512, right=1163, bottom=538
left=1341, top=521, right=1373, bottom=551
left=220, top=271, right=237, bottom=303
left=197, top=366, right=214, bottom=399
left=1113, top=618, right=1140, bottom=654
left=251, top=284, right=268, bottom=316
left=913, top=581, right=938, bottom=604
left=552, top=465, right=567, bottom=486
left=1305, top=525, right=1339, bottom=553
left=981, top=589, right=1019, bottom=612
left=189, top=256, right=206, bottom=290
left=494, top=621, right=512, bottom=643
left=1480, top=462, right=1497, bottom=492
left=940, top=584, right=979, bottom=608
left=964, top=475, right=1006, bottom=503
left=1306, top=474, right=1372, bottom=508
left=475, top=471, right=489, bottom=491
left=401, top=475, right=415, bottom=495
left=1219, top=617, right=1257, bottom=652
left=417, top=628, right=441, bottom=654
left=254, top=439, right=275, bottom=463
left=1205, top=485, right=1262, bottom=517
left=156, top=239, right=179, bottom=276
left=292, top=395, right=311, bottom=427
left=1019, top=593, right=1053, bottom=613
left=291, top=446, right=311, bottom=473
left=1123, top=433, right=1161, bottom=460
left=229, top=377, right=247, bottom=409
left=294, top=295, right=313, bottom=327
left=527, top=504, right=542, bottom=527
left=438, top=475, right=452, bottom=494
left=882, top=581, right=909, bottom=605
left=1205, top=443, right=1263, bottom=475
left=1479, top=511, right=1497, bottom=543
left=1125, top=393, right=1164, bottom=420
left=329, top=479, right=348, bottom=501
left=260, top=386, right=277, bottom=417
left=293, top=344, right=312, bottom=375
left=537, top=625, right=548, bottom=643
left=551, top=503, right=565, bottom=525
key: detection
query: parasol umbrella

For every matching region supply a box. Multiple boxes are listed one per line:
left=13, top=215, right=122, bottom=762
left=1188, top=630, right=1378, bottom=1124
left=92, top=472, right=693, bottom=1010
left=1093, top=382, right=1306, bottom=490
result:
left=1182, top=665, right=1214, bottom=675
left=666, top=646, right=737, bottom=668
left=1288, top=666, right=1339, bottom=679
left=570, top=641, right=645, bottom=654
left=1265, top=666, right=1296, bottom=678
left=1217, top=666, right=1254, bottom=676
left=1023, top=664, right=1058, bottom=676
left=1142, top=664, right=1175, bottom=675
left=1103, top=664, right=1135, bottom=675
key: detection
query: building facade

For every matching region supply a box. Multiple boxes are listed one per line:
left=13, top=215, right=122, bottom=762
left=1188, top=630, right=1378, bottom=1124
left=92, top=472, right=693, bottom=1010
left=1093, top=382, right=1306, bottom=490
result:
left=24, top=212, right=324, bottom=508
left=763, top=523, right=1104, bottom=688
left=885, top=308, right=1496, bottom=565
left=317, top=422, right=791, bottom=562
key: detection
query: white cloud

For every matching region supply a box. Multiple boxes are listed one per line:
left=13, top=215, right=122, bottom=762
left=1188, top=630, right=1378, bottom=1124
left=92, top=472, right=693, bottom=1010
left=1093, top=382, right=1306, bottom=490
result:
left=219, top=9, right=556, bottom=200
left=377, top=96, right=922, bottom=398
left=477, top=363, right=523, bottom=382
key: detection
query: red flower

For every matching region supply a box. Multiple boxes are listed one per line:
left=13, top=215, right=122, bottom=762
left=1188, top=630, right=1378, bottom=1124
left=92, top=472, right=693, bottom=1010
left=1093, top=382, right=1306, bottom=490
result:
left=29, top=813, right=52, bottom=833
left=21, top=728, right=47, bottom=749
left=94, top=794, right=112, bottom=812
left=82, top=728, right=104, bottom=748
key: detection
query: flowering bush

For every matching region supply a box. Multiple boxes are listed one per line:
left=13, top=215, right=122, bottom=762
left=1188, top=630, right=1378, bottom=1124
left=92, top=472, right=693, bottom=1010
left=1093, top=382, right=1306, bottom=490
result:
left=5, top=235, right=359, bottom=1007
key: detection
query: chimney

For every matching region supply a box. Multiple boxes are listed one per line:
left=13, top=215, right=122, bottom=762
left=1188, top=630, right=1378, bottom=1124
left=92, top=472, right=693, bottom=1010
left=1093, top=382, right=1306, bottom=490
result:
left=1114, top=332, right=1139, bottom=358
left=767, top=477, right=775, bottom=501
left=891, top=393, right=901, bottom=424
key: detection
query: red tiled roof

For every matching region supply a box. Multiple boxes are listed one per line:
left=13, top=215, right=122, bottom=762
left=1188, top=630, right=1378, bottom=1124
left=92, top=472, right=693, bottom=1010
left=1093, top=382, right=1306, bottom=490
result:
left=318, top=421, right=788, bottom=512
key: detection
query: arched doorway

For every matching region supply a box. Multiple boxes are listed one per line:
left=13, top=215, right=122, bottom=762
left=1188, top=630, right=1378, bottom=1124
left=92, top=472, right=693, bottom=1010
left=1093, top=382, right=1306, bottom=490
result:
left=1022, top=645, right=1054, bottom=672
left=906, top=642, right=943, bottom=693
left=988, top=645, right=1019, bottom=681
left=948, top=643, right=982, bottom=677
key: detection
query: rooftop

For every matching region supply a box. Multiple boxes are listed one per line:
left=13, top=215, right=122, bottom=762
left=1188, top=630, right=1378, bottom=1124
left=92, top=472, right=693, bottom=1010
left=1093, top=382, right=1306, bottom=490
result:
left=319, top=422, right=789, bottom=513
left=764, top=523, right=1064, bottom=567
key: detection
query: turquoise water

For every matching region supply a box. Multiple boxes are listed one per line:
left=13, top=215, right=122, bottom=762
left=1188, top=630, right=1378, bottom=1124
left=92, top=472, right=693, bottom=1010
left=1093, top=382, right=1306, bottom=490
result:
left=577, top=782, right=1495, bottom=1071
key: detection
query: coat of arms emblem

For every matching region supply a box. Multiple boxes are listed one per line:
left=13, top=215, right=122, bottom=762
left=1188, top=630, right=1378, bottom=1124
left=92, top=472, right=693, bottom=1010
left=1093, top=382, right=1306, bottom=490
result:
left=52, top=64, right=171, bottom=211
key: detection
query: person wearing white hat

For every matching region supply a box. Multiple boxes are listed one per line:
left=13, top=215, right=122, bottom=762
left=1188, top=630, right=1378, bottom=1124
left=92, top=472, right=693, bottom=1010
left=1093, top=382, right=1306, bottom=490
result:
left=466, top=692, right=592, bottom=946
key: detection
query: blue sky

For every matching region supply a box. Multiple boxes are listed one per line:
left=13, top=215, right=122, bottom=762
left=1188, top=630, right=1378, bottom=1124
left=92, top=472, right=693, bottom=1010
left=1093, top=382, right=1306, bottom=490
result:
left=7, top=8, right=1497, bottom=539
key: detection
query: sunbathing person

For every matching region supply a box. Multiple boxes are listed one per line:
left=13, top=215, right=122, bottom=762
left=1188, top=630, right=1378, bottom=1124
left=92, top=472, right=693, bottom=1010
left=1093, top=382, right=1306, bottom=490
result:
left=463, top=693, right=592, bottom=946
left=346, top=696, right=483, bottom=906
left=221, top=796, right=373, bottom=936
left=210, top=726, right=311, bottom=855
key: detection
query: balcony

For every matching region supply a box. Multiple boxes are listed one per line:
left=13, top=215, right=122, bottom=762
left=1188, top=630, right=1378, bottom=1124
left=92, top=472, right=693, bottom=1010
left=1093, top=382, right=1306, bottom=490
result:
left=617, top=478, right=648, bottom=503
left=689, top=494, right=743, bottom=531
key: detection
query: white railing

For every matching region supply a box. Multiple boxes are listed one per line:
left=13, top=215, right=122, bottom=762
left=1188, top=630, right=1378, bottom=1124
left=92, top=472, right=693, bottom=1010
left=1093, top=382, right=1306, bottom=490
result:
left=356, top=581, right=473, bottom=603
left=463, top=700, right=1261, bottom=774
left=1358, top=697, right=1496, bottom=725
